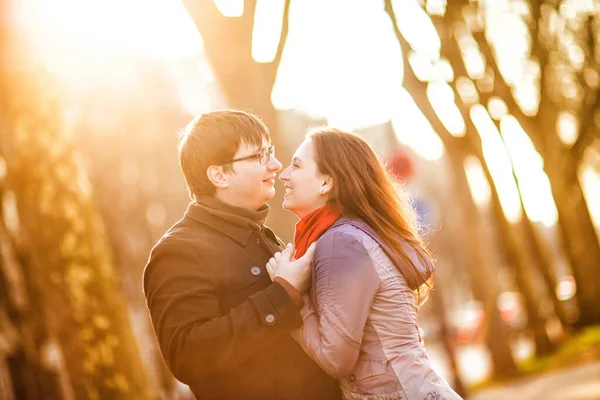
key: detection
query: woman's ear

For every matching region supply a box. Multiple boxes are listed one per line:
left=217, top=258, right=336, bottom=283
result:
left=320, top=176, right=334, bottom=195
left=207, top=165, right=229, bottom=189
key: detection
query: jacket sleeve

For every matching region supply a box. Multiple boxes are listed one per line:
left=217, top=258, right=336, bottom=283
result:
left=143, top=240, right=303, bottom=384
left=291, top=231, right=380, bottom=378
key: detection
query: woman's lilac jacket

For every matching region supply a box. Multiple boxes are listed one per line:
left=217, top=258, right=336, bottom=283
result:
left=293, top=217, right=462, bottom=400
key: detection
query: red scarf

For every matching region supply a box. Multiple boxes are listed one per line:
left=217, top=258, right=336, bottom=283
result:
left=294, top=204, right=342, bottom=258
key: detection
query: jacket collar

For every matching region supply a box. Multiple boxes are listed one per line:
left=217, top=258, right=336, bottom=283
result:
left=185, top=195, right=269, bottom=246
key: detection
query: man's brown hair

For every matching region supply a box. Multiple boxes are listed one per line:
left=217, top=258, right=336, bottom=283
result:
left=177, top=109, right=270, bottom=200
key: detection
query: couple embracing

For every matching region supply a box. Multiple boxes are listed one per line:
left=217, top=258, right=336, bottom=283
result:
left=143, top=110, right=462, bottom=400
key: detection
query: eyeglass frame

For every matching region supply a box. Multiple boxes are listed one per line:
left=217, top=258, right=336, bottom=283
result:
left=227, top=145, right=275, bottom=165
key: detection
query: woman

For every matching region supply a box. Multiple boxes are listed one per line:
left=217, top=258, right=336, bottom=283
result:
left=267, top=129, right=462, bottom=400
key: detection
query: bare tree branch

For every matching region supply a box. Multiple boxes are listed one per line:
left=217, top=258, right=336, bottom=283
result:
left=383, top=0, right=456, bottom=146
left=266, top=0, right=291, bottom=88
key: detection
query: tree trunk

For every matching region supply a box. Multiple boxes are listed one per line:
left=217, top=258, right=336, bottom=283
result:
left=469, top=0, right=600, bottom=328
left=0, top=200, right=65, bottom=400
left=183, top=0, right=298, bottom=241
left=0, top=8, right=150, bottom=398
left=430, top=285, right=467, bottom=398
left=520, top=213, right=571, bottom=331
left=481, top=157, right=555, bottom=356
left=447, top=153, right=520, bottom=378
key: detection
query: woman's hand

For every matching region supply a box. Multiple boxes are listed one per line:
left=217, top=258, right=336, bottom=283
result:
left=266, top=246, right=284, bottom=281
left=266, top=255, right=278, bottom=280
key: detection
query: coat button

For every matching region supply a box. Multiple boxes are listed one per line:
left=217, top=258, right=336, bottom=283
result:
left=265, top=314, right=276, bottom=324
left=250, top=266, right=261, bottom=276
left=348, top=374, right=356, bottom=382
left=255, top=237, right=261, bottom=244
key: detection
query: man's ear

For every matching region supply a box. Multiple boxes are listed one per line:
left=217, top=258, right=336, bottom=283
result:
left=320, top=175, right=334, bottom=195
left=207, top=165, right=229, bottom=189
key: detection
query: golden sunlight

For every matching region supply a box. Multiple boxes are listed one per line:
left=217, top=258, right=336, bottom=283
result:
left=500, top=116, right=558, bottom=227
left=272, top=0, right=403, bottom=130
left=456, top=76, right=480, bottom=105
left=464, top=155, right=492, bottom=207
left=390, top=90, right=445, bottom=161
left=427, top=82, right=466, bottom=137
left=487, top=97, right=508, bottom=120
left=579, top=164, right=600, bottom=232
left=454, top=23, right=486, bottom=80
left=392, top=0, right=441, bottom=60
left=409, top=51, right=436, bottom=82
left=556, top=111, right=579, bottom=146
left=214, top=0, right=244, bottom=17
left=27, top=0, right=203, bottom=62
left=252, top=0, right=286, bottom=63
left=470, top=105, right=522, bottom=223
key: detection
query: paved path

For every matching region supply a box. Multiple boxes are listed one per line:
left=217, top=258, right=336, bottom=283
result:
left=469, top=361, right=600, bottom=400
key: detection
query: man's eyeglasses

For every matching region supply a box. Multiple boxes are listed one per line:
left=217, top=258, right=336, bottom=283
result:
left=229, top=145, right=275, bottom=165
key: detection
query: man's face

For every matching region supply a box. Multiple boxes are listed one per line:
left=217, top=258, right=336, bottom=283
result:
left=223, top=139, right=282, bottom=211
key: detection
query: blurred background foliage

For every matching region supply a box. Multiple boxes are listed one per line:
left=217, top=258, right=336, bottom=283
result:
left=1, top=0, right=600, bottom=399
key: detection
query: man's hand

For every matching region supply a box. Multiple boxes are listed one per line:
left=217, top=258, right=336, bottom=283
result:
left=266, top=243, right=315, bottom=294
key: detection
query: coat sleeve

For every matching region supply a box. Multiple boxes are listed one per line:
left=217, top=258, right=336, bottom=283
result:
left=291, top=231, right=380, bottom=378
left=143, top=240, right=303, bottom=384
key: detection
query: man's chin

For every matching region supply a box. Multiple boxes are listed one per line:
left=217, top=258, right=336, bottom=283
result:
left=263, top=189, right=276, bottom=204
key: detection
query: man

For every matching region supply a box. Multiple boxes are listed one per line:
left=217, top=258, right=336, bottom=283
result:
left=143, top=110, right=341, bottom=400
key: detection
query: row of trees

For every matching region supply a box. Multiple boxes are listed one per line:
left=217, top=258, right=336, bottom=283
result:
left=1, top=0, right=599, bottom=398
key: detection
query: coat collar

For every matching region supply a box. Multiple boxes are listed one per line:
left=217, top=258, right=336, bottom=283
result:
left=185, top=195, right=269, bottom=246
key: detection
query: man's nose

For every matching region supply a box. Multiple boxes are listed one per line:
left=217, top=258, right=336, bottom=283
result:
left=268, top=155, right=282, bottom=172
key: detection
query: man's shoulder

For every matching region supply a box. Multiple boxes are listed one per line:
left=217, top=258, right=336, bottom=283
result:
left=143, top=219, right=217, bottom=289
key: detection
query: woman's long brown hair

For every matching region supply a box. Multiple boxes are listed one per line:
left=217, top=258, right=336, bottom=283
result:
left=309, top=128, right=434, bottom=303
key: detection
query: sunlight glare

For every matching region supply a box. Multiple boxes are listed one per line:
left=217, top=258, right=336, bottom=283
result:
left=427, top=82, right=466, bottom=137
left=456, top=77, right=479, bottom=105
left=425, top=0, right=446, bottom=16
left=462, top=4, right=482, bottom=33
left=434, top=58, right=454, bottom=82
left=556, top=276, right=577, bottom=301
left=28, top=0, right=203, bottom=61
left=392, top=0, right=441, bottom=60
left=578, top=165, right=600, bottom=232
left=455, top=34, right=486, bottom=80
left=390, top=90, right=445, bottom=161
left=470, top=105, right=522, bottom=223
left=464, top=155, right=492, bottom=207
left=486, top=13, right=530, bottom=86
left=488, top=97, right=508, bottom=120
left=513, top=78, right=540, bottom=116
left=408, top=51, right=435, bottom=82
left=556, top=111, right=579, bottom=146
left=214, top=0, right=244, bottom=17
left=500, top=116, right=558, bottom=227
left=252, top=0, right=286, bottom=63
left=272, top=0, right=404, bottom=130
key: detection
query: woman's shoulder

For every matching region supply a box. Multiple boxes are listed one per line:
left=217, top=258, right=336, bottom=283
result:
left=319, top=219, right=370, bottom=243
left=315, top=219, right=373, bottom=260
left=313, top=221, right=381, bottom=281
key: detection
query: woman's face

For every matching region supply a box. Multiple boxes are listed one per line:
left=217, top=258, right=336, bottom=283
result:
left=279, top=139, right=331, bottom=218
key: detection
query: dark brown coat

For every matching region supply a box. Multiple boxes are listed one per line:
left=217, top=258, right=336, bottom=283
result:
left=143, top=197, right=340, bottom=400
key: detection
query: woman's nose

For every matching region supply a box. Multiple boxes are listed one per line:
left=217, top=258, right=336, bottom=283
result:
left=279, top=166, right=290, bottom=181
